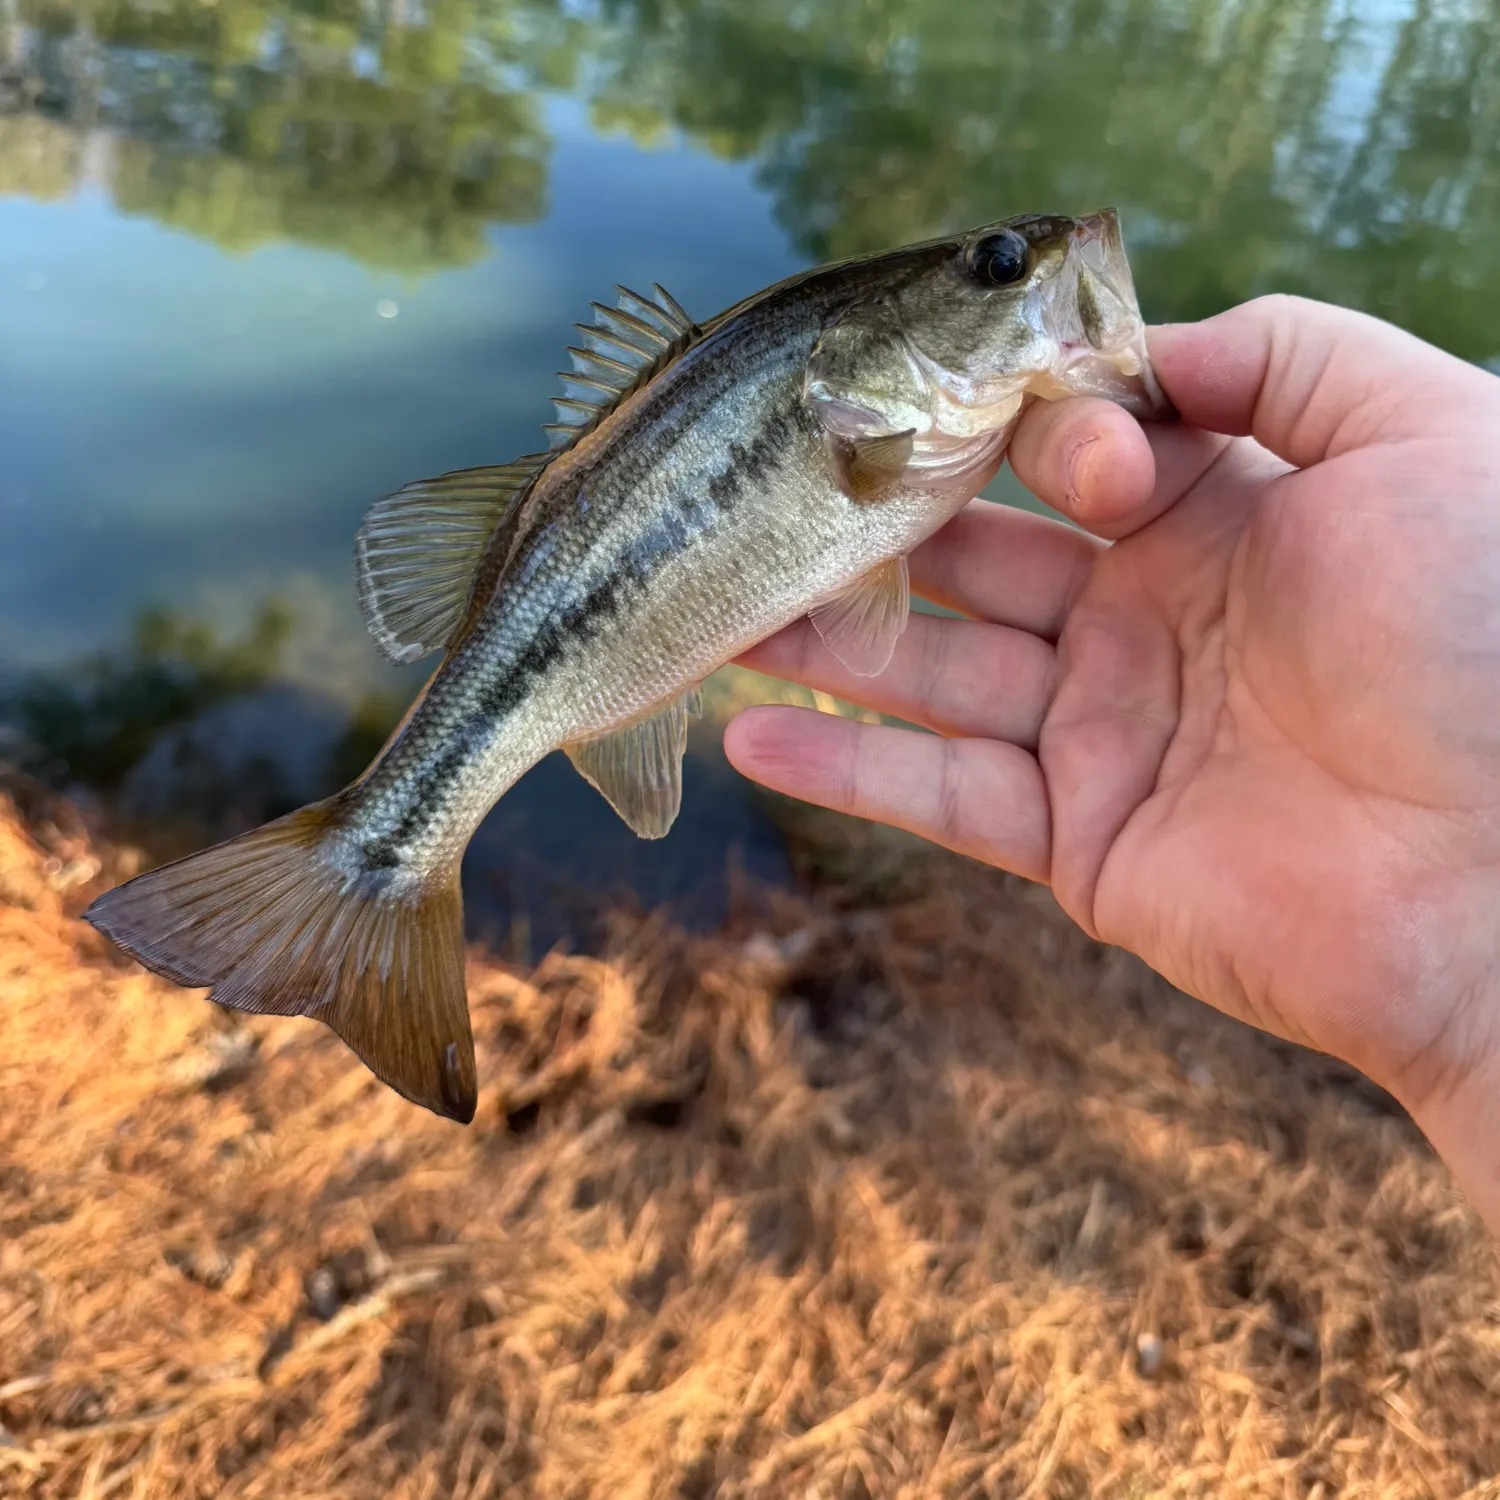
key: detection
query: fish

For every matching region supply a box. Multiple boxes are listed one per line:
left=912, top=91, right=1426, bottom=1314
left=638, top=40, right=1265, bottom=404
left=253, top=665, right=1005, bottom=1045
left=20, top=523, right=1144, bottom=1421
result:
left=85, top=209, right=1172, bottom=1124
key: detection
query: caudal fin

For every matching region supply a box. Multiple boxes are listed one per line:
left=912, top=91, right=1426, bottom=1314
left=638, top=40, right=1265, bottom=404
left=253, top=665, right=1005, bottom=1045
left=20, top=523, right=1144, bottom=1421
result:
left=84, top=804, right=476, bottom=1123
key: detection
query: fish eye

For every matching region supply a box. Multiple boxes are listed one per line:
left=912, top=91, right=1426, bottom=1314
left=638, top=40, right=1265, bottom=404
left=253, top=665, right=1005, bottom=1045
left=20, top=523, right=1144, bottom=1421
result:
left=965, top=229, right=1030, bottom=288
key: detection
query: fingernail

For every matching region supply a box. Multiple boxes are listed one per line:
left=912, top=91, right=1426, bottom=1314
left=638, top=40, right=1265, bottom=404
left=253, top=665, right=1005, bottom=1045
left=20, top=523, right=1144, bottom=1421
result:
left=1065, top=436, right=1097, bottom=510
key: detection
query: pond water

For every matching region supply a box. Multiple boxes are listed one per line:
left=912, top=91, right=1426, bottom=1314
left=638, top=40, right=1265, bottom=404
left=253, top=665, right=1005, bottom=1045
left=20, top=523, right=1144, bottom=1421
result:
left=2, top=0, right=1497, bottom=938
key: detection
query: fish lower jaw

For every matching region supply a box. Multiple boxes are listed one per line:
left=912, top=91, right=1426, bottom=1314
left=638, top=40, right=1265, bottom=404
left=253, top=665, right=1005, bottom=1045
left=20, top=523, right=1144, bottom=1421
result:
left=1074, top=342, right=1141, bottom=376
left=1054, top=336, right=1144, bottom=376
left=908, top=422, right=1017, bottom=493
left=924, top=380, right=1026, bottom=439
left=1043, top=332, right=1172, bottom=420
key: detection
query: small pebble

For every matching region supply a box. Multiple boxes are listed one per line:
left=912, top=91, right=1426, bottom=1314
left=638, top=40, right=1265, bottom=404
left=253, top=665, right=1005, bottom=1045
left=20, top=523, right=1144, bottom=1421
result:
left=740, top=932, right=781, bottom=966
left=777, top=927, right=817, bottom=963
left=167, top=1031, right=256, bottom=1091
left=822, top=1106, right=860, bottom=1151
left=741, top=928, right=816, bottom=966
left=307, top=1266, right=341, bottom=1320
left=776, top=998, right=814, bottom=1041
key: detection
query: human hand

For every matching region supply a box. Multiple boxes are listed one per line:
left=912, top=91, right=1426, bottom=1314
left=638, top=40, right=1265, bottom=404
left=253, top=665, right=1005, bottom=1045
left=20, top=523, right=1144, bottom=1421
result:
left=726, top=296, right=1500, bottom=1227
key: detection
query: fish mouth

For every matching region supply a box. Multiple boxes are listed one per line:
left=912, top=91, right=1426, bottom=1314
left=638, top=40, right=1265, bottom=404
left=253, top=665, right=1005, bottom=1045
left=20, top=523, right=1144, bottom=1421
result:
left=1073, top=209, right=1125, bottom=274
left=1054, top=208, right=1176, bottom=421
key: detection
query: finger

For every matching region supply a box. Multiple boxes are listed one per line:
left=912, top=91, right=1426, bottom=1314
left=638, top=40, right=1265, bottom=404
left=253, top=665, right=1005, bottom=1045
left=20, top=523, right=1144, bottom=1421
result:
left=1041, top=596, right=1180, bottom=932
left=1149, top=294, right=1490, bottom=467
left=1008, top=392, right=1243, bottom=540
left=1006, top=396, right=1158, bottom=537
left=905, top=499, right=1100, bottom=638
left=736, top=611, right=1055, bottom=749
left=724, top=706, right=1051, bottom=883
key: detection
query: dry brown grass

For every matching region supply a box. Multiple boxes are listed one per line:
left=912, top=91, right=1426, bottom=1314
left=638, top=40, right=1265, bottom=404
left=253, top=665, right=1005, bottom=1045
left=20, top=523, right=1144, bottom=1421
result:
left=2, top=770, right=1499, bottom=1499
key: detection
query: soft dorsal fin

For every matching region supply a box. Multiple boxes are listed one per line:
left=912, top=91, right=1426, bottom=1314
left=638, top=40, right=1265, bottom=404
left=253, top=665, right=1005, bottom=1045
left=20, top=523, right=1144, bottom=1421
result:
left=563, top=685, right=702, bottom=839
left=546, top=283, right=698, bottom=452
left=355, top=457, right=547, bottom=663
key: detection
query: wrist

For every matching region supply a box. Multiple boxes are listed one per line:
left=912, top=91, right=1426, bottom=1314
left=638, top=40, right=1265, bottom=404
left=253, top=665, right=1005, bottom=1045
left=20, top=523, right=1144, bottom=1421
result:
left=1389, top=887, right=1500, bottom=1233
left=1406, top=1044, right=1500, bottom=1233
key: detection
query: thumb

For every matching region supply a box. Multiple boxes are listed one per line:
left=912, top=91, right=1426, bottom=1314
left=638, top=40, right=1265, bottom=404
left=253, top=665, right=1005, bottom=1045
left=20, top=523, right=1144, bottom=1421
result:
left=1147, top=294, right=1491, bottom=469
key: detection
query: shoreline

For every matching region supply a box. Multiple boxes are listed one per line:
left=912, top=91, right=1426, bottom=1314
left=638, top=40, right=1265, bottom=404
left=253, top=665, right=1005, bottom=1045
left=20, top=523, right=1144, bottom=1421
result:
left=1, top=767, right=1493, bottom=1497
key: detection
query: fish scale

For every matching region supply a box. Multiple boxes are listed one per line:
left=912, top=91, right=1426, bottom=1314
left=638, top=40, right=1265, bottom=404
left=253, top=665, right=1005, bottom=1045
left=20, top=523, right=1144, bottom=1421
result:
left=86, top=209, right=1171, bottom=1122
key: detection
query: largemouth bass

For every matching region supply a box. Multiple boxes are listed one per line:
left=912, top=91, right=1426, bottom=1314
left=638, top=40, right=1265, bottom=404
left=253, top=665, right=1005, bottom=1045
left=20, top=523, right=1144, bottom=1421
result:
left=86, top=210, right=1170, bottom=1123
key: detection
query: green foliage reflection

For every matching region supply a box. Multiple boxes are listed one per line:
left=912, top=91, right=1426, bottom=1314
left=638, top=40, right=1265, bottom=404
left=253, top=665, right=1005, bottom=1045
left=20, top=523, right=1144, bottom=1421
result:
left=3, top=601, right=293, bottom=789
left=1, top=0, right=577, bottom=267
left=1, top=0, right=1497, bottom=343
left=583, top=0, right=1500, bottom=354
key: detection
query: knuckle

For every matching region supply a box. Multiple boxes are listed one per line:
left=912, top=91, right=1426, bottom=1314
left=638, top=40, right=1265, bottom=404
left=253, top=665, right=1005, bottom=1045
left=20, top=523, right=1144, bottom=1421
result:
left=1245, top=291, right=1306, bottom=321
left=931, top=740, right=965, bottom=845
left=914, top=619, right=951, bottom=708
left=838, top=726, right=871, bottom=816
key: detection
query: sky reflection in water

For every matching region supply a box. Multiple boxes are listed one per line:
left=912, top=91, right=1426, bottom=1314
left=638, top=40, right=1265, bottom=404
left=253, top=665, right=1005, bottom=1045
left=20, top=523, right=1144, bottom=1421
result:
left=2, top=0, right=1497, bottom=932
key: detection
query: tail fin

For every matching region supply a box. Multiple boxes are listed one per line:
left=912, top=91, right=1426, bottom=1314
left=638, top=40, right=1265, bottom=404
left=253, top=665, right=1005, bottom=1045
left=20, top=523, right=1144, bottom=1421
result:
left=84, top=804, right=476, bottom=1123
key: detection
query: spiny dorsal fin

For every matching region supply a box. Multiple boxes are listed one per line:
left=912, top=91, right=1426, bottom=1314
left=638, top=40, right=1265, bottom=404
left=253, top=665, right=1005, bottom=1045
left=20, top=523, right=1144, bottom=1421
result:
left=563, top=684, right=700, bottom=839
left=355, top=456, right=547, bottom=664
left=546, top=283, right=698, bottom=452
left=810, top=556, right=910, bottom=677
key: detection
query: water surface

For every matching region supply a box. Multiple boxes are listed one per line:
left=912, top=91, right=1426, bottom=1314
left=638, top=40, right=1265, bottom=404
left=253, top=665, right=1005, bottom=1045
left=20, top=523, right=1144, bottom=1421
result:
left=2, top=0, right=1497, bottom=935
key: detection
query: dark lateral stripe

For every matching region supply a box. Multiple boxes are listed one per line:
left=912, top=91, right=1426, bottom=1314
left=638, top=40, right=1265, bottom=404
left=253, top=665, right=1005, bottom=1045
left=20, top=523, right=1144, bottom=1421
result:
left=483, top=389, right=810, bottom=712
left=364, top=393, right=812, bottom=863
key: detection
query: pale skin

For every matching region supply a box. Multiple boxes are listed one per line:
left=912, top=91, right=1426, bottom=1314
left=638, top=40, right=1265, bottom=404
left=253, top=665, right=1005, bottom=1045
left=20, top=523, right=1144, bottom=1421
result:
left=725, top=295, right=1500, bottom=1232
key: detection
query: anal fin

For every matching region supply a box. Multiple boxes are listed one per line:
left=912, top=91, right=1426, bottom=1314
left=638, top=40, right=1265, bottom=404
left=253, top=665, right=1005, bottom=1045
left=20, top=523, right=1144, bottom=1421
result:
left=564, top=688, right=699, bottom=839
left=810, top=557, right=910, bottom=676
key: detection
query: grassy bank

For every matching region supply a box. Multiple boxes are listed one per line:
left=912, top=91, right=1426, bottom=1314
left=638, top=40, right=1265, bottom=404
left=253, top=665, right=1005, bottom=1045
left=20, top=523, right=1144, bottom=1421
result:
left=1, top=768, right=1496, bottom=1498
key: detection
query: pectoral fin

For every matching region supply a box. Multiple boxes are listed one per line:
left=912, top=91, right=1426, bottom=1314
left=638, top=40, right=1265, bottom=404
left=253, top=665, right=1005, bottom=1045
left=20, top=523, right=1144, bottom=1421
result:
left=810, top=556, right=909, bottom=676
left=564, top=688, right=701, bottom=839
left=824, top=428, right=916, bottom=503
